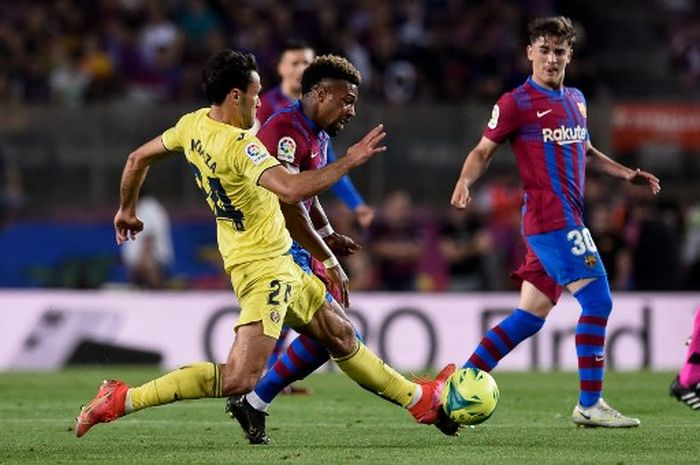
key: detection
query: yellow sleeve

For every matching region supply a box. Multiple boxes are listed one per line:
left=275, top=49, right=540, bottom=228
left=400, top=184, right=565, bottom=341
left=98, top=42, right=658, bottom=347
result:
left=161, top=121, right=183, bottom=152
left=232, top=137, right=281, bottom=183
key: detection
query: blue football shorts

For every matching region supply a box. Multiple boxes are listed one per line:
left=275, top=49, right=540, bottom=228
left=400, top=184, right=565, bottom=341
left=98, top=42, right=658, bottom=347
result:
left=525, top=226, right=607, bottom=286
left=289, top=242, right=334, bottom=303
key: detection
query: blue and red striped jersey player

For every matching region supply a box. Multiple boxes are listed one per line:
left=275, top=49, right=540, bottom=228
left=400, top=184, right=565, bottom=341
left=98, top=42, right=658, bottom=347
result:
left=451, top=16, right=660, bottom=428
left=255, top=40, right=375, bottom=229
left=253, top=41, right=375, bottom=396
left=257, top=98, right=360, bottom=302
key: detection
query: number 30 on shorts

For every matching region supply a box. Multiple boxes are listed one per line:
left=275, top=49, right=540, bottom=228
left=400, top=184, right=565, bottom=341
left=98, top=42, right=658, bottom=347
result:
left=567, top=228, right=598, bottom=256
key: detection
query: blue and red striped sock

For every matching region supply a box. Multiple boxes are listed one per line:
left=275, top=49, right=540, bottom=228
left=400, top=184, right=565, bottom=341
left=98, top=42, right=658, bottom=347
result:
left=251, top=330, right=364, bottom=407
left=266, top=326, right=291, bottom=370
left=463, top=309, right=545, bottom=371
left=573, top=278, right=612, bottom=407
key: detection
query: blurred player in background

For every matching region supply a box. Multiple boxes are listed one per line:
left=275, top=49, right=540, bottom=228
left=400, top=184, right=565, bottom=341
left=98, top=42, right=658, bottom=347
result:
left=451, top=16, right=660, bottom=428
left=226, top=55, right=370, bottom=443
left=120, top=193, right=174, bottom=289
left=75, top=48, right=455, bottom=440
left=670, top=308, right=700, bottom=410
left=254, top=40, right=312, bottom=128
left=256, top=40, right=375, bottom=393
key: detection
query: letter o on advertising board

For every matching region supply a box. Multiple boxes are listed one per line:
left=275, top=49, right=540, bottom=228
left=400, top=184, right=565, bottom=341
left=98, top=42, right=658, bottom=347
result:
left=378, top=307, right=437, bottom=371
left=203, top=306, right=240, bottom=362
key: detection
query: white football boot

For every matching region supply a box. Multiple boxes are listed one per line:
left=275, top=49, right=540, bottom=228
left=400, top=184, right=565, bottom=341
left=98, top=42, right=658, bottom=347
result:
left=571, top=398, right=640, bottom=428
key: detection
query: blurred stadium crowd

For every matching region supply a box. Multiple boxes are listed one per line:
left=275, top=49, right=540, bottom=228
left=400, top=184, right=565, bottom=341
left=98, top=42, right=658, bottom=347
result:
left=327, top=175, right=700, bottom=293
left=0, top=0, right=697, bottom=106
left=1, top=0, right=699, bottom=292
left=7, top=163, right=699, bottom=292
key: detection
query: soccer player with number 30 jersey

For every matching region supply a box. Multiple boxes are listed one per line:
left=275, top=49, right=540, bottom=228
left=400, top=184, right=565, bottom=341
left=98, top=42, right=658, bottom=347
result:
left=451, top=16, right=661, bottom=428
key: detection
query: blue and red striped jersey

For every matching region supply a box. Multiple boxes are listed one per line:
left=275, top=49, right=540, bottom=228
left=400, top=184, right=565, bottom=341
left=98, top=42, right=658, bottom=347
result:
left=257, top=101, right=329, bottom=211
left=484, top=76, right=590, bottom=236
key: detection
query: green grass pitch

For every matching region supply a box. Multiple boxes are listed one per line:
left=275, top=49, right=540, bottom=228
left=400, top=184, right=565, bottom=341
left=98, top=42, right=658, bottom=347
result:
left=1, top=368, right=698, bottom=464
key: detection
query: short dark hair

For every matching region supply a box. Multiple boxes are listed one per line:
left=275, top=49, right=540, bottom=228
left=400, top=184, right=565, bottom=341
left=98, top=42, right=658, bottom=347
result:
left=301, top=55, right=362, bottom=95
left=527, top=16, right=576, bottom=47
left=201, top=49, right=258, bottom=104
left=281, top=38, right=312, bottom=54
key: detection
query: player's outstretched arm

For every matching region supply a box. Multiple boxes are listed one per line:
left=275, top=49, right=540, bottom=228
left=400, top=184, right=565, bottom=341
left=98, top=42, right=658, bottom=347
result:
left=258, top=124, right=386, bottom=204
left=585, top=142, right=661, bottom=195
left=451, top=136, right=499, bottom=209
left=115, top=136, right=172, bottom=245
left=279, top=200, right=350, bottom=307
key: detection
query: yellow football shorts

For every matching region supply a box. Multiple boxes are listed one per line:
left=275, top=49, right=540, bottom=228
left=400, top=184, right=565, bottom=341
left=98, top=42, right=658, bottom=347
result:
left=229, top=253, right=327, bottom=338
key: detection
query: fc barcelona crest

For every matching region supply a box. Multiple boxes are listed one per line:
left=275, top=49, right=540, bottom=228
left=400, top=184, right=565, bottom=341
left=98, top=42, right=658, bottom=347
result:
left=577, top=102, right=587, bottom=119
left=584, top=255, right=597, bottom=267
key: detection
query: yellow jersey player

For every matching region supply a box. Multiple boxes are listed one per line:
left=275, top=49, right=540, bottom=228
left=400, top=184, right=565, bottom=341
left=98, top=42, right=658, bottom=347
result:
left=75, top=49, right=459, bottom=441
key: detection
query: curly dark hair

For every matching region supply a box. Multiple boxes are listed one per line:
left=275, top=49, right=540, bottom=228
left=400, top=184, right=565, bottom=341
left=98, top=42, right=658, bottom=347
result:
left=301, top=55, right=362, bottom=95
left=527, top=16, right=576, bottom=47
left=201, top=49, right=258, bottom=104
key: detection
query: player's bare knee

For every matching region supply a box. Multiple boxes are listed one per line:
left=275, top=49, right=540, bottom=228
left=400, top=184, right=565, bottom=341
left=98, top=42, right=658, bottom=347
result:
left=305, top=303, right=357, bottom=356
left=519, top=281, right=554, bottom=318
left=220, top=360, right=264, bottom=396
left=326, top=318, right=356, bottom=356
left=221, top=373, right=259, bottom=396
left=529, top=303, right=553, bottom=318
left=338, top=320, right=357, bottom=354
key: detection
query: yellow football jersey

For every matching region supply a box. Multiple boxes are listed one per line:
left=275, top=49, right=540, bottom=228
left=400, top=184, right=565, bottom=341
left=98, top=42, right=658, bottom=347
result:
left=162, top=108, right=292, bottom=269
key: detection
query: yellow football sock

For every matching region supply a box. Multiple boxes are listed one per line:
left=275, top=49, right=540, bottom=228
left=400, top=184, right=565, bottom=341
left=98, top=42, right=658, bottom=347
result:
left=333, top=340, right=417, bottom=408
left=128, top=362, right=223, bottom=412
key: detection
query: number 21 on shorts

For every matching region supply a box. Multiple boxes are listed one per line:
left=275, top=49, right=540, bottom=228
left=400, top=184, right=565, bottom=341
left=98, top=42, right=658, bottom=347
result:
left=567, top=228, right=598, bottom=256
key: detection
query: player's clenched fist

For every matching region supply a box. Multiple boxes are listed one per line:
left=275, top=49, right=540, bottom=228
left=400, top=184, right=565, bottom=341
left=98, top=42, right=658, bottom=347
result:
left=325, top=263, right=350, bottom=307
left=114, top=209, right=143, bottom=245
left=450, top=178, right=472, bottom=209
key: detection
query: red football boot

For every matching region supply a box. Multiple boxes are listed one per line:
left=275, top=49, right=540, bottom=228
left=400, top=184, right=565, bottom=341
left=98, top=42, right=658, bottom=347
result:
left=75, top=379, right=129, bottom=438
left=408, top=363, right=456, bottom=425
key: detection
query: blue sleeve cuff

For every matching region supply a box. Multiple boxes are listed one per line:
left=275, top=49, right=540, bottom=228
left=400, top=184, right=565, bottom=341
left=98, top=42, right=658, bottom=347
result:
left=331, top=176, right=364, bottom=210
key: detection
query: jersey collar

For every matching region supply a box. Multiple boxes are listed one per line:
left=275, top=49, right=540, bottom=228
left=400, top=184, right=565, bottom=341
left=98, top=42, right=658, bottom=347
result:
left=293, top=100, right=322, bottom=134
left=527, top=76, right=564, bottom=98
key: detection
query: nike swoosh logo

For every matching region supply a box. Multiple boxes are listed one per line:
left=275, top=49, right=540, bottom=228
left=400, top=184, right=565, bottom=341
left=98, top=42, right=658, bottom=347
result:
left=537, top=109, right=553, bottom=118
left=311, top=152, right=319, bottom=158
left=595, top=355, right=605, bottom=362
